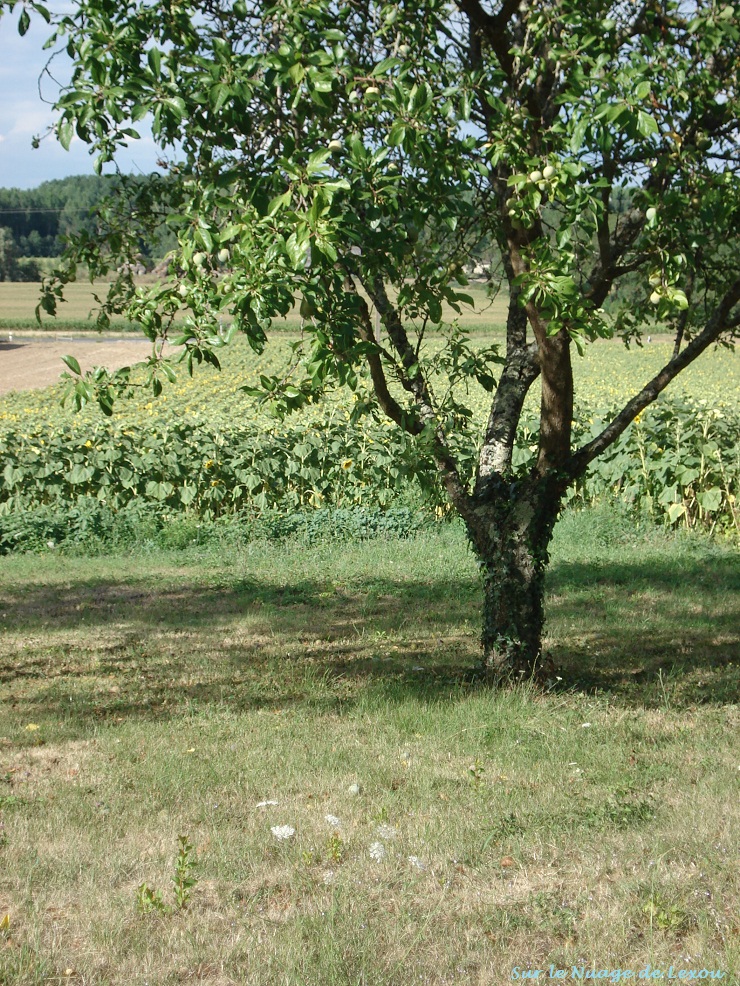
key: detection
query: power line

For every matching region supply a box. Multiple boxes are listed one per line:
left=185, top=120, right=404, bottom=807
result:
left=0, top=207, right=94, bottom=215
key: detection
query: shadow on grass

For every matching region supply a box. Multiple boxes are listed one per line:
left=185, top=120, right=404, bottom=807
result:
left=0, top=548, right=737, bottom=735
left=547, top=553, right=739, bottom=704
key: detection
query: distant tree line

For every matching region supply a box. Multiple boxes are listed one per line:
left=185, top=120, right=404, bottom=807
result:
left=0, top=174, right=176, bottom=280
left=0, top=173, right=638, bottom=289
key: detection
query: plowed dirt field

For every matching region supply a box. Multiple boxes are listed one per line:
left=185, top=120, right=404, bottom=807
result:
left=0, top=337, right=156, bottom=395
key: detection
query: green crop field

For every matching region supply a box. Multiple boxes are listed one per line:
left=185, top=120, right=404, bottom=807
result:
left=0, top=332, right=737, bottom=427
left=0, top=279, right=510, bottom=333
left=1, top=319, right=738, bottom=540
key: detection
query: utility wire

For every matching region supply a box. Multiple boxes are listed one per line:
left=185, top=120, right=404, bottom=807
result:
left=0, top=207, right=94, bottom=215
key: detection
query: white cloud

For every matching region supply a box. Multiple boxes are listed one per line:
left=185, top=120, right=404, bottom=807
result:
left=0, top=10, right=161, bottom=188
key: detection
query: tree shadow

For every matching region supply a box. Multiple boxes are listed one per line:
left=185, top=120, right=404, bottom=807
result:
left=0, top=547, right=737, bottom=735
left=546, top=554, right=739, bottom=705
left=0, top=569, right=482, bottom=733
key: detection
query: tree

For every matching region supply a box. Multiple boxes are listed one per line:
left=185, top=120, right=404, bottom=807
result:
left=0, top=226, right=41, bottom=280
left=5, top=0, right=740, bottom=680
left=0, top=226, right=18, bottom=281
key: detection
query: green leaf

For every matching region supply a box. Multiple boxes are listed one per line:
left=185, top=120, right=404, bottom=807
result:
left=210, top=83, right=231, bottom=113
left=58, top=119, right=74, bottom=151
left=197, top=227, right=214, bottom=252
left=162, top=96, right=186, bottom=121
left=387, top=122, right=406, bottom=147
left=667, top=502, right=686, bottom=523
left=147, top=47, right=161, bottom=77
left=285, top=230, right=309, bottom=267
left=371, top=57, right=400, bottom=77
left=267, top=191, right=292, bottom=216
left=428, top=297, right=443, bottom=323
left=68, top=465, right=95, bottom=485
left=61, top=354, right=82, bottom=376
left=307, top=148, right=331, bottom=174
left=634, top=80, right=651, bottom=100
left=3, top=464, right=21, bottom=488
left=696, top=488, right=722, bottom=512
left=637, top=111, right=658, bottom=137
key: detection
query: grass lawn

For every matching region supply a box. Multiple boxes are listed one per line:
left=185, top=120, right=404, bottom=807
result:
left=0, top=510, right=738, bottom=985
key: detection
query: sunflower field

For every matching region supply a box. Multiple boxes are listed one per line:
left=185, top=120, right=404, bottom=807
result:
left=0, top=333, right=738, bottom=552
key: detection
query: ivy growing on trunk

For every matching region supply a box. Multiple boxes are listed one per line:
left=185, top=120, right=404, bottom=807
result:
left=5, top=0, right=739, bottom=679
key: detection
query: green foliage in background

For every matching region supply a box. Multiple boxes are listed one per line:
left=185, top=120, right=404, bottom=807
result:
left=1, top=394, right=737, bottom=555
left=0, top=175, right=176, bottom=266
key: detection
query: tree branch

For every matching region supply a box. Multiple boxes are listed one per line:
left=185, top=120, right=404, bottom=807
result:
left=476, top=340, right=539, bottom=486
left=362, top=275, right=439, bottom=425
left=506, top=241, right=574, bottom=474
left=672, top=259, right=698, bottom=359
left=359, top=276, right=477, bottom=527
left=455, top=0, right=520, bottom=78
left=476, top=261, right=540, bottom=487
left=345, top=277, right=423, bottom=436
left=586, top=207, right=646, bottom=307
left=569, top=275, right=740, bottom=479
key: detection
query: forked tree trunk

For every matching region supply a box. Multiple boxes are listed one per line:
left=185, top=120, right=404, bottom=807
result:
left=467, top=478, right=562, bottom=682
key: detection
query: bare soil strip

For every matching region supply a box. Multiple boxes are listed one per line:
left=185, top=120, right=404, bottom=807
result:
left=0, top=338, right=155, bottom=395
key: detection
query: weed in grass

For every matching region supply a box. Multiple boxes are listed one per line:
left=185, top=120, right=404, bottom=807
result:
left=135, top=834, right=198, bottom=915
left=642, top=891, right=691, bottom=934
left=0, top=795, right=23, bottom=811
left=579, top=789, right=657, bottom=830
left=468, top=757, right=485, bottom=787
left=136, top=882, right=167, bottom=915
left=300, top=848, right=317, bottom=867
left=172, top=833, right=198, bottom=910
left=481, top=811, right=526, bottom=854
left=325, top=831, right=344, bottom=864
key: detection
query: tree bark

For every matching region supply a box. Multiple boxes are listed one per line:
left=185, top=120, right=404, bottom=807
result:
left=468, top=476, right=562, bottom=682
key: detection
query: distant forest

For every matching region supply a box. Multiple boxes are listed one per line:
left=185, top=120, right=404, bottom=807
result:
left=0, top=175, right=175, bottom=281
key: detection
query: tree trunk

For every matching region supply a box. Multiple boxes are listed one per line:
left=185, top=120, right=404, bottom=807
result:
left=468, top=478, right=562, bottom=683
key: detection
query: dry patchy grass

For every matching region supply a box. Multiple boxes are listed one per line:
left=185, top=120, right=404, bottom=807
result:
left=0, top=522, right=738, bottom=984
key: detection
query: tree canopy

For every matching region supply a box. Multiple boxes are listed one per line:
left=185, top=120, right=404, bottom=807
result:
left=4, top=0, right=740, bottom=678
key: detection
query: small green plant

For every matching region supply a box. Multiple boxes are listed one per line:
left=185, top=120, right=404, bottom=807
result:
left=481, top=812, right=525, bottom=853
left=657, top=668, right=673, bottom=711
left=172, top=834, right=198, bottom=910
left=468, top=758, right=485, bottom=788
left=580, top=789, right=656, bottom=830
left=136, top=835, right=198, bottom=915
left=642, top=891, right=689, bottom=933
left=136, top=883, right=167, bottom=915
left=325, top=832, right=344, bottom=864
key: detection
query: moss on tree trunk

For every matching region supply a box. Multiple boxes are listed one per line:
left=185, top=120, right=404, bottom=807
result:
left=468, top=478, right=561, bottom=683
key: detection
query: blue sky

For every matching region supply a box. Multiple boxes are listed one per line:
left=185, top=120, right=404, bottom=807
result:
left=0, top=6, right=161, bottom=189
